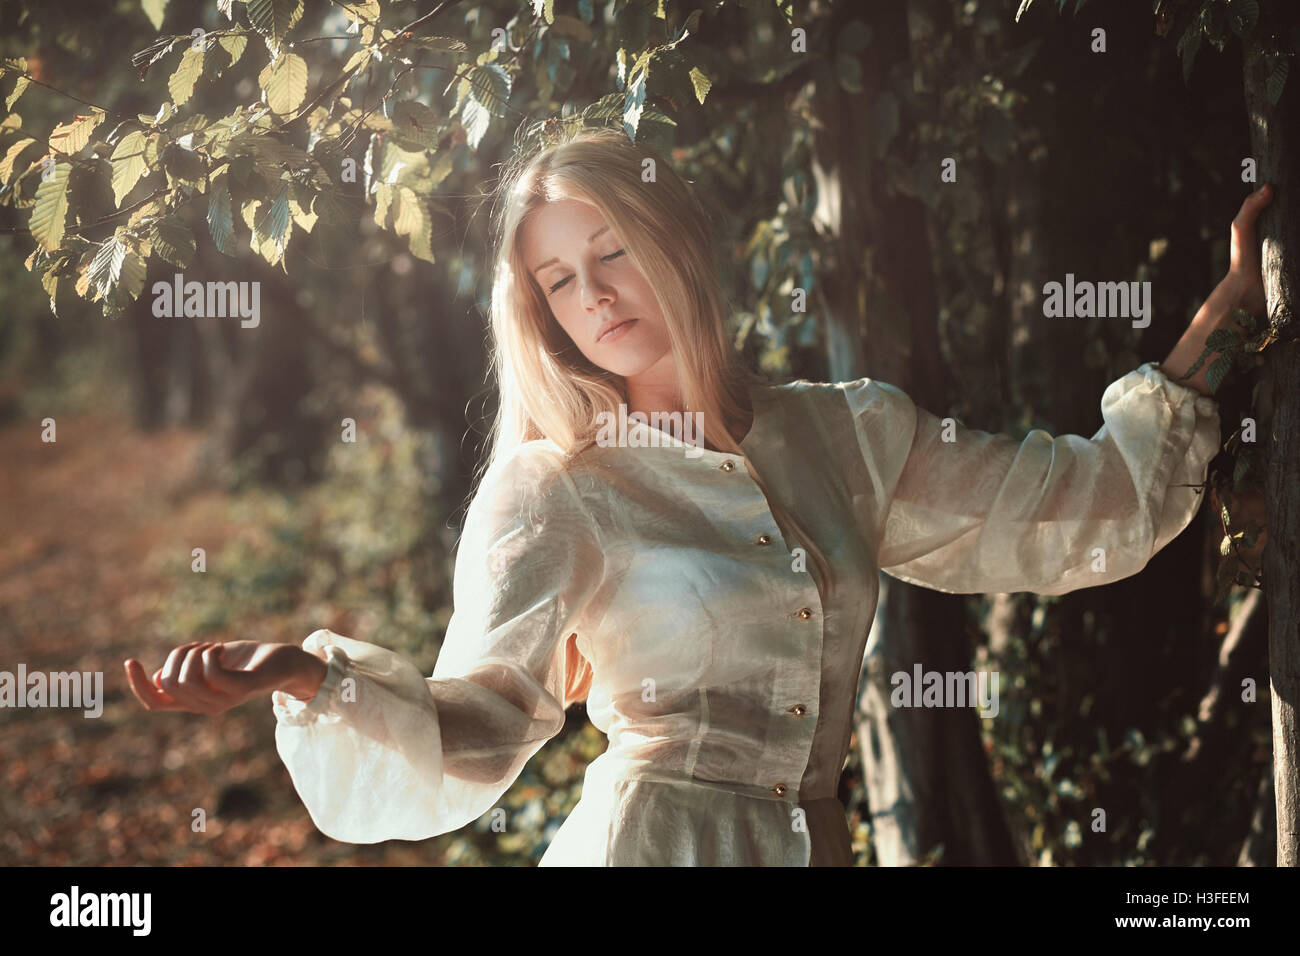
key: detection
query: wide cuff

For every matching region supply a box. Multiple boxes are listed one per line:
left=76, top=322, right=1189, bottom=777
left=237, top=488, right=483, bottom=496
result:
left=1133, top=360, right=1220, bottom=419
left=272, top=635, right=348, bottom=726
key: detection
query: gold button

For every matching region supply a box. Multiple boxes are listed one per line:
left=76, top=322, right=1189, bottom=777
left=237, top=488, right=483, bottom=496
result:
left=756, top=534, right=771, bottom=546
left=797, top=607, right=812, bottom=620
left=788, top=704, right=807, bottom=717
left=771, top=783, right=787, bottom=796
left=720, top=460, right=735, bottom=472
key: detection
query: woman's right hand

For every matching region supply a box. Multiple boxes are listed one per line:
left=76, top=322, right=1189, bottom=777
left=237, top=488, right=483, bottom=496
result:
left=124, top=641, right=326, bottom=715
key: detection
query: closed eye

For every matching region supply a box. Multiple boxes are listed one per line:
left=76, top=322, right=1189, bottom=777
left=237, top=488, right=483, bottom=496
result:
left=547, top=249, right=627, bottom=294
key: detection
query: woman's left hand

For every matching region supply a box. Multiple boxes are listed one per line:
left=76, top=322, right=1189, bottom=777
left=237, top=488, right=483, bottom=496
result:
left=1224, top=183, right=1273, bottom=315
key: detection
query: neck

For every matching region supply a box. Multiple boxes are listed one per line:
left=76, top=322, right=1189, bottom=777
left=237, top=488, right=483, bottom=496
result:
left=624, top=379, right=753, bottom=452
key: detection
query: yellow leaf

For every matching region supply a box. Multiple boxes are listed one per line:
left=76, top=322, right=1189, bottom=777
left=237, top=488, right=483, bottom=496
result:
left=259, top=52, right=308, bottom=116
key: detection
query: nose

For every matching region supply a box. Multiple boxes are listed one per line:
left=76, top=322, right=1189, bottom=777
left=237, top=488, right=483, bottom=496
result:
left=579, top=269, right=616, bottom=312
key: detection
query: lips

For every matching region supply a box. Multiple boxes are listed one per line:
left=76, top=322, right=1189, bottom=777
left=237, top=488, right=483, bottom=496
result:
left=596, top=318, right=637, bottom=343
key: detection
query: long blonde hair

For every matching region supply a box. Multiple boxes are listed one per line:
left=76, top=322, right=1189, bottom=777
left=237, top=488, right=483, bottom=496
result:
left=476, top=122, right=835, bottom=600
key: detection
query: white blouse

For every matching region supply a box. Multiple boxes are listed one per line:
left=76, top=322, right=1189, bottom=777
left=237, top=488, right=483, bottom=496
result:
left=271, top=362, right=1220, bottom=865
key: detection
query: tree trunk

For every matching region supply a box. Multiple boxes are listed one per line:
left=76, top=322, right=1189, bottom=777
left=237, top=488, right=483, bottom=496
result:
left=1242, top=3, right=1300, bottom=867
left=806, top=1, right=1017, bottom=865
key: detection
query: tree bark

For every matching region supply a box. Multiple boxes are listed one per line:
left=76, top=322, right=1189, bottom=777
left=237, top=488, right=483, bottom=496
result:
left=1242, top=2, right=1300, bottom=867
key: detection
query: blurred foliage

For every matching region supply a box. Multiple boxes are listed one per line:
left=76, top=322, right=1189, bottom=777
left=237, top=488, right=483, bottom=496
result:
left=1, top=0, right=1288, bottom=865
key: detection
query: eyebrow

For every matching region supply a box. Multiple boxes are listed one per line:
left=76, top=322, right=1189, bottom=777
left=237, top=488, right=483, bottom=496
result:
left=530, top=225, right=611, bottom=274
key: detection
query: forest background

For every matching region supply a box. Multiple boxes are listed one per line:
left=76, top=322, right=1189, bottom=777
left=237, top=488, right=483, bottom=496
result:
left=1, top=0, right=1296, bottom=866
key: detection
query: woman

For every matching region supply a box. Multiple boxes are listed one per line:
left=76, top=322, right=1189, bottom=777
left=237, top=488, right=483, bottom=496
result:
left=125, top=126, right=1275, bottom=866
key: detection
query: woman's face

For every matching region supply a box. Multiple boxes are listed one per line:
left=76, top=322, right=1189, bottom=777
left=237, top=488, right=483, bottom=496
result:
left=520, top=198, right=673, bottom=380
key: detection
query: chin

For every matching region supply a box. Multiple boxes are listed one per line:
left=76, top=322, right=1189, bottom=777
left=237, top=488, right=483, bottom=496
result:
left=591, top=348, right=670, bottom=379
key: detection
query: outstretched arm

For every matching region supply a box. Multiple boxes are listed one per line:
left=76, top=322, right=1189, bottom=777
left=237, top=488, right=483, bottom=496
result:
left=271, top=446, right=605, bottom=843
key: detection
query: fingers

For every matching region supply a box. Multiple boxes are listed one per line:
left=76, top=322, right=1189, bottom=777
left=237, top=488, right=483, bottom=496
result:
left=201, top=643, right=257, bottom=695
left=124, top=658, right=185, bottom=712
left=156, top=641, right=203, bottom=692
left=1234, top=183, right=1273, bottom=228
left=173, top=643, right=230, bottom=712
left=129, top=641, right=236, bottom=715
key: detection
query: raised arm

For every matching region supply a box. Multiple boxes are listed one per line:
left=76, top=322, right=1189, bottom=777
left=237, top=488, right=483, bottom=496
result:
left=849, top=185, right=1272, bottom=597
left=850, top=366, right=1219, bottom=595
left=272, top=444, right=604, bottom=843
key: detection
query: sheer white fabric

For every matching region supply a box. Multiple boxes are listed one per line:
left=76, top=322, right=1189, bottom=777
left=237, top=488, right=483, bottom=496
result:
left=272, top=362, right=1219, bottom=865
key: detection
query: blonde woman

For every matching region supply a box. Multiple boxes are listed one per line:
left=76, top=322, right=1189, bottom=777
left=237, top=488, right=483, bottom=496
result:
left=126, top=126, right=1274, bottom=866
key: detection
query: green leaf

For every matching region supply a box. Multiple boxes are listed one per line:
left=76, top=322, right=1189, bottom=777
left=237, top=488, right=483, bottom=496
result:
left=5, top=74, right=29, bottom=111
left=30, top=161, right=72, bottom=251
left=207, top=174, right=238, bottom=255
left=169, top=47, right=205, bottom=106
left=390, top=100, right=441, bottom=150
left=248, top=0, right=305, bottom=50
left=259, top=52, right=308, bottom=116
left=468, top=64, right=512, bottom=114
left=461, top=64, right=511, bottom=149
left=341, top=1, right=379, bottom=27
left=393, top=185, right=434, bottom=263
left=373, top=180, right=393, bottom=228
left=149, top=215, right=196, bottom=268
left=219, top=34, right=248, bottom=71
left=623, top=68, right=647, bottom=141
left=460, top=97, right=490, bottom=150
left=163, top=144, right=207, bottom=190
left=141, top=0, right=169, bottom=31
left=288, top=181, right=317, bottom=233
left=248, top=184, right=292, bottom=265
left=87, top=233, right=146, bottom=304
left=1206, top=354, right=1232, bottom=393
left=0, top=137, right=38, bottom=184
left=110, top=129, right=149, bottom=207
left=689, top=66, right=711, bottom=105
left=1205, top=327, right=1240, bottom=353
left=49, top=111, right=106, bottom=156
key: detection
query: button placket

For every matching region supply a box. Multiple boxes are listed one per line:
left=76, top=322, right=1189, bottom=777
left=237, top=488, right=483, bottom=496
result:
left=714, top=439, right=823, bottom=799
left=716, top=456, right=784, bottom=553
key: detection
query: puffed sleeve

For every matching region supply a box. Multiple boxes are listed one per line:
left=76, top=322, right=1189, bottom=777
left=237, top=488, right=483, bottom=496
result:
left=270, top=443, right=605, bottom=843
left=847, top=362, right=1220, bottom=595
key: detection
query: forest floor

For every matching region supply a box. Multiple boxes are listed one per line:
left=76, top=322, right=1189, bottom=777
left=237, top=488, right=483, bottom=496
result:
left=0, top=412, right=439, bottom=865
